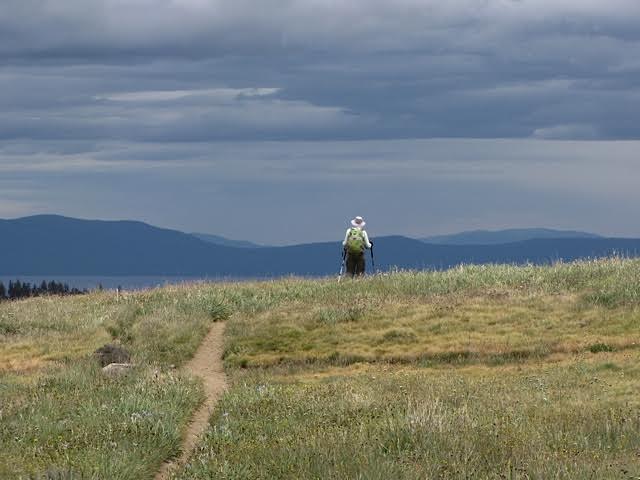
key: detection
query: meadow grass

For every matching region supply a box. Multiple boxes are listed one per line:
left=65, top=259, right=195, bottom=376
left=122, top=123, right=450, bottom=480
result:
left=173, top=258, right=640, bottom=479
left=2, top=258, right=640, bottom=479
left=178, top=356, right=640, bottom=479
left=0, top=285, right=228, bottom=479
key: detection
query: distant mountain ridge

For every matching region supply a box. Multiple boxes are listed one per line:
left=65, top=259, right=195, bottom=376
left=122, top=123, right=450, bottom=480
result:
left=1, top=215, right=638, bottom=277
left=422, top=228, right=602, bottom=245
left=192, top=232, right=263, bottom=248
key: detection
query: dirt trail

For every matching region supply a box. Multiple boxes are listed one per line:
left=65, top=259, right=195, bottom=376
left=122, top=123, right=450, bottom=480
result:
left=155, top=322, right=227, bottom=480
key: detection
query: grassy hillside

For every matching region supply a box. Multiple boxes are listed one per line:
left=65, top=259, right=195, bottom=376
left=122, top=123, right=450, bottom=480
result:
left=177, top=259, right=640, bottom=479
left=0, top=287, right=229, bottom=479
left=1, top=258, right=640, bottom=479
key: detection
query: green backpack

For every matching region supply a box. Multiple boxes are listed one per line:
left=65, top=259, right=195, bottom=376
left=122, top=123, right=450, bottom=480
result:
left=346, top=228, right=365, bottom=254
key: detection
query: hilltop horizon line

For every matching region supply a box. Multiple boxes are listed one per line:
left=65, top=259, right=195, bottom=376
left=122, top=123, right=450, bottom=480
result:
left=0, top=213, right=615, bottom=247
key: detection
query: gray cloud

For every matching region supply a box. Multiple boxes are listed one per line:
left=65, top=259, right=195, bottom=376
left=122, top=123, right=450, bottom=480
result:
left=0, top=1, right=639, bottom=142
left=3, top=1, right=639, bottom=57
left=1, top=1, right=640, bottom=242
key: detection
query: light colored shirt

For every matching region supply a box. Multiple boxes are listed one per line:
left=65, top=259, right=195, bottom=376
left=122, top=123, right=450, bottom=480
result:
left=342, top=227, right=372, bottom=249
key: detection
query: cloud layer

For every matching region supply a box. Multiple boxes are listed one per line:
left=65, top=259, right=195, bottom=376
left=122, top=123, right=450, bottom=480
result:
left=1, top=0, right=640, bottom=142
left=2, top=1, right=640, bottom=241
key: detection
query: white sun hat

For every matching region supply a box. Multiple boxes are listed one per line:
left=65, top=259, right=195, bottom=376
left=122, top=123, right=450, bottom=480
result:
left=350, top=216, right=366, bottom=228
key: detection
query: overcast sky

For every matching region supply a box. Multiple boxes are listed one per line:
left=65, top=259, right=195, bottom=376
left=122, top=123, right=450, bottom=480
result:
left=1, top=0, right=640, bottom=244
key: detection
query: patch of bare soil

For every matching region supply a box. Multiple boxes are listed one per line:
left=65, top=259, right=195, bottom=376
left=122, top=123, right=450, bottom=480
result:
left=155, top=322, right=227, bottom=480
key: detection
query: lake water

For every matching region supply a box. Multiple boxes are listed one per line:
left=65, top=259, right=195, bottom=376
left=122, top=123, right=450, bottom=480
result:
left=0, top=275, right=226, bottom=291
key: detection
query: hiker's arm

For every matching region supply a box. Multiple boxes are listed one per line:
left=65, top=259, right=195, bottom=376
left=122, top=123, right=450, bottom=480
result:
left=363, top=230, right=372, bottom=249
left=342, top=229, right=350, bottom=247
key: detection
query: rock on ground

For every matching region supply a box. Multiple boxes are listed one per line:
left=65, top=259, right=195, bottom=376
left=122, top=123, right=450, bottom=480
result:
left=94, top=344, right=131, bottom=367
left=102, top=363, right=134, bottom=376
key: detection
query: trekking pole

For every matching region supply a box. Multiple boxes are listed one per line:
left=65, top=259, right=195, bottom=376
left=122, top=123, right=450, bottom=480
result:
left=338, top=248, right=347, bottom=282
left=370, top=244, right=375, bottom=273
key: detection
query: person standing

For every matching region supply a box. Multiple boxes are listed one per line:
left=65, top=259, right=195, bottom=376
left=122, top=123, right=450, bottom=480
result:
left=342, top=216, right=373, bottom=277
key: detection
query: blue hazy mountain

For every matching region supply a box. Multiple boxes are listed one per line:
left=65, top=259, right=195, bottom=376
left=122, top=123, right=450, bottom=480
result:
left=1, top=215, right=638, bottom=277
left=422, top=228, right=602, bottom=245
left=191, top=232, right=263, bottom=248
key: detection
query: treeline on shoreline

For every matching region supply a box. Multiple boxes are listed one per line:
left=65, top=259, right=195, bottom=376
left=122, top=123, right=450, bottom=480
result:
left=0, top=280, right=88, bottom=300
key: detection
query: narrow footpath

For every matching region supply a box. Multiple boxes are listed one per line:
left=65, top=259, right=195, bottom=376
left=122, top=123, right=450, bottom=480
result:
left=155, top=322, right=227, bottom=480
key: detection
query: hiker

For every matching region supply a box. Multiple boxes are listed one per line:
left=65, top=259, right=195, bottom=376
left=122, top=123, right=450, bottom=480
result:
left=342, top=216, right=373, bottom=277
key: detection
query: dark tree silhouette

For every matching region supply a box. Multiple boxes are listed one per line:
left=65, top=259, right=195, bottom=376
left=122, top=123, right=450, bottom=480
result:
left=2, top=279, right=87, bottom=300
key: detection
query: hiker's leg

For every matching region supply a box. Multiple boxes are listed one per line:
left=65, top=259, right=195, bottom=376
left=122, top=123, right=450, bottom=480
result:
left=346, top=254, right=357, bottom=277
left=356, top=254, right=365, bottom=276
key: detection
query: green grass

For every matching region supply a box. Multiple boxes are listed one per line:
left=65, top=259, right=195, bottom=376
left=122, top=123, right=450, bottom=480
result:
left=0, top=285, right=228, bottom=479
left=178, top=359, right=640, bottom=479
left=172, top=258, right=640, bottom=479
left=0, top=363, right=203, bottom=479
left=2, top=258, right=640, bottom=479
left=221, top=280, right=640, bottom=370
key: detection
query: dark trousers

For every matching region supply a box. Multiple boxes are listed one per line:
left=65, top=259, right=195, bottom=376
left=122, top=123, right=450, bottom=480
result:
left=346, top=252, right=366, bottom=277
